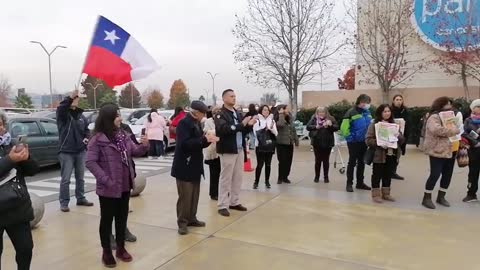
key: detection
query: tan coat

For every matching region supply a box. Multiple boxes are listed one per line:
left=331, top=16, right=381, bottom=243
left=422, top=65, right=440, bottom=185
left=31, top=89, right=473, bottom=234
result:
left=203, top=118, right=218, bottom=161
left=365, top=123, right=404, bottom=164
left=423, top=114, right=458, bottom=159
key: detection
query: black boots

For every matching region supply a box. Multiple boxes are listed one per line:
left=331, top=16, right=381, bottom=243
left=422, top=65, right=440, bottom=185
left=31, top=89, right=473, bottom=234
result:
left=436, top=190, right=450, bottom=207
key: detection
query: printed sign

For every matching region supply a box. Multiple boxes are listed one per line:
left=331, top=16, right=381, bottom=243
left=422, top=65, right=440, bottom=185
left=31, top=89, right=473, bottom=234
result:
left=411, top=0, right=480, bottom=51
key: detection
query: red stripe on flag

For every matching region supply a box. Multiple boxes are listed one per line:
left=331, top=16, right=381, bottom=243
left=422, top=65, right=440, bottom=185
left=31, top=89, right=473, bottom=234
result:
left=83, top=46, right=133, bottom=87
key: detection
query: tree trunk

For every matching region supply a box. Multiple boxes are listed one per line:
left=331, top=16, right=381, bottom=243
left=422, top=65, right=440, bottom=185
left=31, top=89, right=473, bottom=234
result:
left=290, top=85, right=298, bottom=119
left=461, top=64, right=470, bottom=100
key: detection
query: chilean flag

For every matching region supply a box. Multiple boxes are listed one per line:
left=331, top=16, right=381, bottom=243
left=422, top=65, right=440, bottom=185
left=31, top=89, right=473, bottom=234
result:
left=82, top=16, right=158, bottom=87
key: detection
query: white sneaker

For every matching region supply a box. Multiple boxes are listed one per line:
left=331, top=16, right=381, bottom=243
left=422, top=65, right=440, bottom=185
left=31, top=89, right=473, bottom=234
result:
left=148, top=156, right=154, bottom=160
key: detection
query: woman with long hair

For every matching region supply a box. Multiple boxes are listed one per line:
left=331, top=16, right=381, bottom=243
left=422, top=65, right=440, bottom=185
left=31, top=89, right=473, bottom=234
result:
left=274, top=104, right=298, bottom=184
left=86, top=103, right=148, bottom=268
left=391, top=94, right=410, bottom=180
left=306, top=106, right=339, bottom=183
left=421, top=97, right=461, bottom=209
left=366, top=104, right=404, bottom=203
left=203, top=106, right=221, bottom=200
left=0, top=111, right=39, bottom=270
left=145, top=108, right=167, bottom=159
left=253, top=105, right=278, bottom=189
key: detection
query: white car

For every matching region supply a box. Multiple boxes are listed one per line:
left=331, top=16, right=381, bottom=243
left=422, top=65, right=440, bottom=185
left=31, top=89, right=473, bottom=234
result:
left=129, top=110, right=176, bottom=149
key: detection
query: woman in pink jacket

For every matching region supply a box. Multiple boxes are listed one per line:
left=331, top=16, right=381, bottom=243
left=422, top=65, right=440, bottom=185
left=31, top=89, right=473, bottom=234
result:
left=145, top=109, right=167, bottom=159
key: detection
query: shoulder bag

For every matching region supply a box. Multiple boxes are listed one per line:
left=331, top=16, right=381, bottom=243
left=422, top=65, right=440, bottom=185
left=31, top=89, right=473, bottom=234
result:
left=0, top=169, right=30, bottom=213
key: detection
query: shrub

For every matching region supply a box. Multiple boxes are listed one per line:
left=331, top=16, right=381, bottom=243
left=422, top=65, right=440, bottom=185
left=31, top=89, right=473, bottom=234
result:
left=297, top=98, right=473, bottom=146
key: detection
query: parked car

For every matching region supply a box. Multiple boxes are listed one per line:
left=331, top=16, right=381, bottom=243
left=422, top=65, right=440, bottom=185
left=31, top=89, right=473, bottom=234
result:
left=0, top=107, right=34, bottom=114
left=129, top=110, right=176, bottom=149
left=7, top=115, right=60, bottom=167
left=121, top=108, right=151, bottom=124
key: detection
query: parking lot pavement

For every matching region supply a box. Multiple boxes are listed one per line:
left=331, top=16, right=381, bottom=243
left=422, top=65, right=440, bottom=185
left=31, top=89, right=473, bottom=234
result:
left=26, top=156, right=174, bottom=203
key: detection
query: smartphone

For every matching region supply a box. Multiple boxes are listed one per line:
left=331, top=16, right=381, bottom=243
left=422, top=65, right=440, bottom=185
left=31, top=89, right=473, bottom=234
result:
left=470, top=130, right=479, bottom=140
left=15, top=135, right=27, bottom=152
left=141, top=128, right=146, bottom=136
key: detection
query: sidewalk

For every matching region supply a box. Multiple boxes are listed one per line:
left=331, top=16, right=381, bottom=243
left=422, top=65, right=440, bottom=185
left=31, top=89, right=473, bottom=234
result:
left=3, top=143, right=480, bottom=270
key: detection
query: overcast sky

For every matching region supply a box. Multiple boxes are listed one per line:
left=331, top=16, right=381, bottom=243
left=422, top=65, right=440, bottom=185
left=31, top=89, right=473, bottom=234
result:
left=0, top=0, right=352, bottom=103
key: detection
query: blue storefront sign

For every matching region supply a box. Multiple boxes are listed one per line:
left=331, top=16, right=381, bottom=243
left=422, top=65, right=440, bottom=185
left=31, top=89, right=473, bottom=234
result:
left=411, top=0, right=480, bottom=51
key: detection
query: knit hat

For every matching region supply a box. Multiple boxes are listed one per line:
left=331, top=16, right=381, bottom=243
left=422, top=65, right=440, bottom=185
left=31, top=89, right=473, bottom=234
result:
left=470, top=99, right=480, bottom=110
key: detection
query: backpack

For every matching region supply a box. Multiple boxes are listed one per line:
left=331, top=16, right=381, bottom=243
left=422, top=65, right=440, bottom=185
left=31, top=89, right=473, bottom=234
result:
left=256, top=127, right=276, bottom=153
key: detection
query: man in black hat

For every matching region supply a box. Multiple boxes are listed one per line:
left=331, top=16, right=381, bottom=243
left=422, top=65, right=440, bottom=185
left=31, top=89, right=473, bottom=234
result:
left=171, top=100, right=219, bottom=235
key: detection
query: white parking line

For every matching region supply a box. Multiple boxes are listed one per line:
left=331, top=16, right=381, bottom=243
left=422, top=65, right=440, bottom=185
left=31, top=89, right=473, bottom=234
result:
left=29, top=189, right=58, bottom=197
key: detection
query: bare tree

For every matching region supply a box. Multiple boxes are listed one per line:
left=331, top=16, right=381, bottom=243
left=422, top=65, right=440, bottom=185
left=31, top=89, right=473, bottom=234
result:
left=355, top=0, right=424, bottom=102
left=433, top=14, right=480, bottom=100
left=0, top=75, right=12, bottom=107
left=260, top=92, right=277, bottom=106
left=233, top=0, right=345, bottom=114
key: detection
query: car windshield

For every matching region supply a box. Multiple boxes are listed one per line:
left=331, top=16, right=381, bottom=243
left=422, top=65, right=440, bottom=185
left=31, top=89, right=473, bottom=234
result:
left=134, top=114, right=148, bottom=125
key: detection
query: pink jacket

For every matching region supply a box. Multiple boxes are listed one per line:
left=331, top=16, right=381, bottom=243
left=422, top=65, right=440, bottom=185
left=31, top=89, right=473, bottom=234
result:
left=145, top=112, right=166, bottom=141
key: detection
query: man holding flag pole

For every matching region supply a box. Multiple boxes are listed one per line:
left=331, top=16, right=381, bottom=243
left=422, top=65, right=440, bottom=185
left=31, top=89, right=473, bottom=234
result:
left=81, top=15, right=158, bottom=268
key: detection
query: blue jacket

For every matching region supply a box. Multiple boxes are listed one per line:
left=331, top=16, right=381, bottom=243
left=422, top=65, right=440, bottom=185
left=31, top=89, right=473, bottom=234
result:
left=340, top=107, right=372, bottom=143
left=171, top=114, right=211, bottom=182
left=56, top=97, right=90, bottom=153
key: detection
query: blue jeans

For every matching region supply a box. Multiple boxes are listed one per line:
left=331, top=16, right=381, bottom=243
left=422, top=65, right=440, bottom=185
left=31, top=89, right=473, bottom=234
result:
left=248, top=132, right=256, bottom=149
left=59, top=151, right=86, bottom=207
left=149, top=140, right=165, bottom=157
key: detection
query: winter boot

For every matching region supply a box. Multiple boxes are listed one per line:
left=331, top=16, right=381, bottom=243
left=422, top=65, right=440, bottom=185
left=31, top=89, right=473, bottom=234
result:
left=371, top=188, right=383, bottom=203
left=116, top=243, right=133, bottom=262
left=436, top=190, right=450, bottom=207
left=381, top=187, right=396, bottom=202
left=422, top=192, right=436, bottom=209
left=102, top=248, right=117, bottom=268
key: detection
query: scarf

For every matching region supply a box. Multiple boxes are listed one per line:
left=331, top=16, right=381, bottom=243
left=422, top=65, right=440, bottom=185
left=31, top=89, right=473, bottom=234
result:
left=316, top=116, right=326, bottom=127
left=114, top=131, right=129, bottom=166
left=471, top=114, right=480, bottom=124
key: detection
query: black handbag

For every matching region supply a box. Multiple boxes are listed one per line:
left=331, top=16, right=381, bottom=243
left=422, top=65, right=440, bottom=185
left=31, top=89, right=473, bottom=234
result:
left=256, top=127, right=276, bottom=153
left=364, top=147, right=375, bottom=166
left=0, top=169, right=30, bottom=213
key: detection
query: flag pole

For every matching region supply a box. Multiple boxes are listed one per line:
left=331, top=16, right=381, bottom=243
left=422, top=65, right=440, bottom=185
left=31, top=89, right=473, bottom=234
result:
left=77, top=15, right=101, bottom=97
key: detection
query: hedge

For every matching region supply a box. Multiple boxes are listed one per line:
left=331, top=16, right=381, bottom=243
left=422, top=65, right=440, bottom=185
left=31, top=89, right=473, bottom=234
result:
left=297, top=98, right=473, bottom=146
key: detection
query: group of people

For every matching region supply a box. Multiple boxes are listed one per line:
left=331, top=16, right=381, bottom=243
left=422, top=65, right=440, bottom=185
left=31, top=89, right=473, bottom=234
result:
left=2, top=85, right=480, bottom=269
left=334, top=94, right=480, bottom=209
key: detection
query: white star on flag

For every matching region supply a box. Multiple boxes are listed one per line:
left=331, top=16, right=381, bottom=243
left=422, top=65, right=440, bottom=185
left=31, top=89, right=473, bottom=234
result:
left=104, top=30, right=120, bottom=45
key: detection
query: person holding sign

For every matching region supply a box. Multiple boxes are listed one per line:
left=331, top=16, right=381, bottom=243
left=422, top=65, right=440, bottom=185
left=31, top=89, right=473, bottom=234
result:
left=391, top=95, right=410, bottom=180
left=366, top=105, right=404, bottom=203
left=422, top=97, right=461, bottom=209
left=462, top=99, right=480, bottom=203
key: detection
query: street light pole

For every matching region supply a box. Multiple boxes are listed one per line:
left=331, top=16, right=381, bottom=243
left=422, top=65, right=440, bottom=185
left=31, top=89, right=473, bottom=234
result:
left=130, top=82, right=135, bottom=109
left=30, top=41, right=67, bottom=107
left=206, top=72, right=219, bottom=106
left=86, top=82, right=102, bottom=109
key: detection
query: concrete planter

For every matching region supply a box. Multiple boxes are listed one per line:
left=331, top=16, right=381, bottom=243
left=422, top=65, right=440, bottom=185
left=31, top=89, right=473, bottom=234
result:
left=131, top=175, right=147, bottom=197
left=29, top=192, right=45, bottom=229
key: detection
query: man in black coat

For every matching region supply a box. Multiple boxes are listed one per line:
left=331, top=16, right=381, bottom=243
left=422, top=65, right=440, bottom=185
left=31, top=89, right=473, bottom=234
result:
left=171, top=101, right=218, bottom=235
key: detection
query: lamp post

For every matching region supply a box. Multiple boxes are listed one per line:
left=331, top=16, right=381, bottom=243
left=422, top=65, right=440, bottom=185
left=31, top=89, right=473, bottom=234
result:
left=85, top=82, right=102, bottom=109
left=30, top=41, right=67, bottom=107
left=206, top=72, right=219, bottom=106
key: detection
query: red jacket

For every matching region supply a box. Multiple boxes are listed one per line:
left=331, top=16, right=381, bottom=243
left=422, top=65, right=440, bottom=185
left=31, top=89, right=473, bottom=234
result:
left=170, top=111, right=187, bottom=139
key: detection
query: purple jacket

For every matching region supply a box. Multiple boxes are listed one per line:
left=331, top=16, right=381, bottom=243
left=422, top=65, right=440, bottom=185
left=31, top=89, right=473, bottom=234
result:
left=86, top=131, right=148, bottom=198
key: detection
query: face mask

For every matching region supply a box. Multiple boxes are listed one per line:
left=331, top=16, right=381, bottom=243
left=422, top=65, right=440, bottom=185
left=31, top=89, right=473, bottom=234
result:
left=363, top=104, right=371, bottom=110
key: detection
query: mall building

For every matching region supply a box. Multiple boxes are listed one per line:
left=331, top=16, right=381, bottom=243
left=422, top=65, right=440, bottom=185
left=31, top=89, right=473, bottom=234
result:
left=303, top=0, right=480, bottom=109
